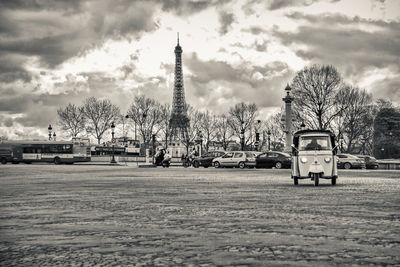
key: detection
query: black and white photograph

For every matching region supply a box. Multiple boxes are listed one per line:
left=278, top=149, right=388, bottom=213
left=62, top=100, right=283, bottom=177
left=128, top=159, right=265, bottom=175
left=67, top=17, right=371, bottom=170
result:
left=0, top=0, right=399, bottom=265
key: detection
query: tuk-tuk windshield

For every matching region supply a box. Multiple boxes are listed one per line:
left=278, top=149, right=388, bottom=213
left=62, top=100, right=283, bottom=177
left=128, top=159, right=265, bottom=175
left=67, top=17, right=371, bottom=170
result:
left=299, top=136, right=331, bottom=151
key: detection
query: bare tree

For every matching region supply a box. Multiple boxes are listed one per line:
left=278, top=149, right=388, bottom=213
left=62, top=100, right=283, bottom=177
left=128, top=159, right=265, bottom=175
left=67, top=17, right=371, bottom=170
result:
left=227, top=102, right=258, bottom=149
left=335, top=86, right=373, bottom=153
left=263, top=111, right=285, bottom=151
left=126, top=96, right=164, bottom=146
left=215, top=115, right=234, bottom=151
left=199, top=110, right=218, bottom=152
left=82, top=97, right=121, bottom=144
left=179, top=105, right=202, bottom=155
left=158, top=104, right=171, bottom=149
left=57, top=103, right=86, bottom=138
left=291, top=64, right=342, bottom=130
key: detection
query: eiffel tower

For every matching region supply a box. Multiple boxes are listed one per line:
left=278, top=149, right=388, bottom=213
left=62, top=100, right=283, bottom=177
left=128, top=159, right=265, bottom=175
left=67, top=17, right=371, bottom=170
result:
left=169, top=33, right=189, bottom=141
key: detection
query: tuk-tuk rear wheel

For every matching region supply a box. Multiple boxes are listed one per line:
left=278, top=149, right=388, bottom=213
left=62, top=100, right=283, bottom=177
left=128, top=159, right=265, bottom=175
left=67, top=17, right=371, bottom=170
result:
left=294, top=177, right=298, bottom=185
left=314, top=174, right=319, bottom=186
left=331, top=177, right=336, bottom=185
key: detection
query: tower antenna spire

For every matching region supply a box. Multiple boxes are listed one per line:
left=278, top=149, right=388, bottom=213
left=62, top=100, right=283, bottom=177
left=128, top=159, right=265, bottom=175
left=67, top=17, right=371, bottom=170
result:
left=177, top=32, right=179, bottom=45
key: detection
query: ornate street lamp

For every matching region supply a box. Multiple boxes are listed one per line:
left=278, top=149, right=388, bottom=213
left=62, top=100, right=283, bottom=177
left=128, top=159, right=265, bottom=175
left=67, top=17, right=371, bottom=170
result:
left=53, top=132, right=56, bottom=141
left=48, top=124, right=52, bottom=141
left=110, top=121, right=117, bottom=164
left=267, top=130, right=271, bottom=151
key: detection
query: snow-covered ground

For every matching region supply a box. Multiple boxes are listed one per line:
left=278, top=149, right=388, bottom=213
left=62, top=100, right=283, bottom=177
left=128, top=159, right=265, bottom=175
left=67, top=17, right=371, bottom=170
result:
left=0, top=165, right=399, bottom=266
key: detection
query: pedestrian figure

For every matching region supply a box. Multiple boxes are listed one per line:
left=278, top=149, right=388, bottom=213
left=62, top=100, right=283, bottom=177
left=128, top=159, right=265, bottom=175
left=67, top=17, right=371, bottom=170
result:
left=181, top=153, right=186, bottom=166
left=162, top=150, right=171, bottom=167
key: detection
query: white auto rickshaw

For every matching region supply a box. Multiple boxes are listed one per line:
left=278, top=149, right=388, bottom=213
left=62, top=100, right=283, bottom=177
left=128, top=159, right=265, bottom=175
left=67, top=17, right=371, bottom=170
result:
left=291, top=130, right=338, bottom=186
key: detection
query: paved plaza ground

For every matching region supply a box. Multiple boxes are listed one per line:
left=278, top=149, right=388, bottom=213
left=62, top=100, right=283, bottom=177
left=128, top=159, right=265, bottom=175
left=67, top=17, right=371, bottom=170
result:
left=0, top=164, right=399, bottom=266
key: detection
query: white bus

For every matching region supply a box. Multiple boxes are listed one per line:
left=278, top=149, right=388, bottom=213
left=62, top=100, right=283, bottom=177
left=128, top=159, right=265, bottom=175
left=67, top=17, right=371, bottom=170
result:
left=0, top=138, right=91, bottom=164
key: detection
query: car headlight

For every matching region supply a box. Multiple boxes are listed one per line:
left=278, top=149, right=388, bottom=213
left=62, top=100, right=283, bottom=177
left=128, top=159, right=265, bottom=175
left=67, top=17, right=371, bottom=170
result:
left=300, top=157, right=308, bottom=163
left=324, top=157, right=331, bottom=163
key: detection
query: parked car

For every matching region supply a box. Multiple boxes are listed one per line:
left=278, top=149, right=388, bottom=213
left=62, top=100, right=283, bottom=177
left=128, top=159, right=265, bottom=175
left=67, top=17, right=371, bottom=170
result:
left=256, top=151, right=291, bottom=169
left=337, top=154, right=366, bottom=169
left=192, top=151, right=226, bottom=168
left=356, top=155, right=379, bottom=169
left=212, top=151, right=257, bottom=169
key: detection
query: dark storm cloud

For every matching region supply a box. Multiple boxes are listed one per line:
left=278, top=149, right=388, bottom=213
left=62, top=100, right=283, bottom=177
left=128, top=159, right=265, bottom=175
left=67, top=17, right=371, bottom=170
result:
left=0, top=0, right=83, bottom=11
left=0, top=33, right=84, bottom=67
left=267, top=0, right=317, bottom=10
left=274, top=12, right=400, bottom=73
left=218, top=11, right=235, bottom=35
left=158, top=0, right=229, bottom=15
left=0, top=0, right=158, bottom=67
left=0, top=55, right=32, bottom=82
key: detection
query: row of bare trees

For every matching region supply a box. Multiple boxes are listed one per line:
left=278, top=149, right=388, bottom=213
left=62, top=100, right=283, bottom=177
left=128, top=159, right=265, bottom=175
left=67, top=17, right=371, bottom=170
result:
left=58, top=64, right=398, bottom=156
left=57, top=97, right=120, bottom=144
left=58, top=95, right=265, bottom=151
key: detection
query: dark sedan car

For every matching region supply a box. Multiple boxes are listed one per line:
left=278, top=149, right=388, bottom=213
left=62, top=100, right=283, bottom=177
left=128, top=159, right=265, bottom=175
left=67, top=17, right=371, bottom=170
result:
left=356, top=155, right=379, bottom=169
left=192, top=151, right=226, bottom=168
left=256, top=151, right=291, bottom=169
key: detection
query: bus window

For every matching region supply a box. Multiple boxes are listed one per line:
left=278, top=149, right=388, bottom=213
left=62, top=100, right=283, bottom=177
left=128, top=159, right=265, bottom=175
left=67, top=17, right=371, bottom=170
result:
left=23, top=147, right=33, bottom=153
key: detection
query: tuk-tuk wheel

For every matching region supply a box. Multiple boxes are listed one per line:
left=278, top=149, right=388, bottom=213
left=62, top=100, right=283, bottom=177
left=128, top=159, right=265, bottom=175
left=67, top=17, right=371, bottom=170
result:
left=294, top=177, right=298, bottom=185
left=331, top=177, right=336, bottom=185
left=314, top=174, right=319, bottom=186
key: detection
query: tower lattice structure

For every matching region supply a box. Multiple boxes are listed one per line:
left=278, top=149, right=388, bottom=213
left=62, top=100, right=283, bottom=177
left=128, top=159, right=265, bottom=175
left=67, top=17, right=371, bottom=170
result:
left=169, top=33, right=189, bottom=140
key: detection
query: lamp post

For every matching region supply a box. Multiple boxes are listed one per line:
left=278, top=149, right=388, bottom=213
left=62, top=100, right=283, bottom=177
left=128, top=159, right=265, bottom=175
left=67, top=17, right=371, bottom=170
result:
left=240, top=129, right=245, bottom=151
left=267, top=130, right=271, bottom=151
left=110, top=121, right=117, bottom=164
left=48, top=124, right=52, bottom=141
left=53, top=132, right=56, bottom=141
left=152, top=134, right=156, bottom=164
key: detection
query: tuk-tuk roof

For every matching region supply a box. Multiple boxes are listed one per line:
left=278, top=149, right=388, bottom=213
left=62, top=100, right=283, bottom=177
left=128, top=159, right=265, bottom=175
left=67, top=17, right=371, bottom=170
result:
left=292, top=129, right=336, bottom=148
left=293, top=129, right=335, bottom=138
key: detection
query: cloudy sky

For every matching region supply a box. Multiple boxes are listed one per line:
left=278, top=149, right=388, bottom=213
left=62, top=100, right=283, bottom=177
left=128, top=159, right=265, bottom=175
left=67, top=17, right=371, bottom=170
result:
left=0, top=0, right=399, bottom=140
